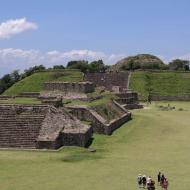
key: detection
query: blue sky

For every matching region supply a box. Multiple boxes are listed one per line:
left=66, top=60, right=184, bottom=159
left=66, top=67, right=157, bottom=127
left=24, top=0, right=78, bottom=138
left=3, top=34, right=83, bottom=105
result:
left=0, top=0, right=190, bottom=75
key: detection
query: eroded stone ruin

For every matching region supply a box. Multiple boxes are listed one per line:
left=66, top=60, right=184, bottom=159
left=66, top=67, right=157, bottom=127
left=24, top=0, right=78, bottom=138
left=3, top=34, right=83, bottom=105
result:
left=0, top=105, right=92, bottom=149
left=0, top=71, right=142, bottom=150
left=40, top=82, right=94, bottom=99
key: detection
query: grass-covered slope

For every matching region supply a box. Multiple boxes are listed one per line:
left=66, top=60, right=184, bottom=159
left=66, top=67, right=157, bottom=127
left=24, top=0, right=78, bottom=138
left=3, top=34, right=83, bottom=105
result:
left=130, top=71, right=190, bottom=100
left=3, top=70, right=83, bottom=96
left=1, top=102, right=190, bottom=190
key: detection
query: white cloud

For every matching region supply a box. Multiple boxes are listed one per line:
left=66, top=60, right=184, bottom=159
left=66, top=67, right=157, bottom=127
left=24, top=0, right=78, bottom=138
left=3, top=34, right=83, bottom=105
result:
left=0, top=18, right=37, bottom=39
left=0, top=48, right=125, bottom=76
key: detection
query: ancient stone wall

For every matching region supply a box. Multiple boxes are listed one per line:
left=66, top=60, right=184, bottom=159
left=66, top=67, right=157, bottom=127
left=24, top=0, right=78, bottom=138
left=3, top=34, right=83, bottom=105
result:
left=0, top=104, right=93, bottom=149
left=62, top=126, right=93, bottom=147
left=43, top=82, right=94, bottom=94
left=18, top=92, right=40, bottom=98
left=0, top=105, right=48, bottom=148
left=66, top=105, right=131, bottom=135
left=115, top=92, right=138, bottom=104
left=84, top=72, right=129, bottom=92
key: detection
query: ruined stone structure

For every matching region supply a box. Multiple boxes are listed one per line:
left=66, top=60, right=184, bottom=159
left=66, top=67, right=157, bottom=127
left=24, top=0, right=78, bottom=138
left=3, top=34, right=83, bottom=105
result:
left=43, top=82, right=94, bottom=93
left=41, top=82, right=95, bottom=99
left=66, top=101, right=131, bottom=135
left=84, top=72, right=129, bottom=92
left=115, top=92, right=143, bottom=109
left=0, top=105, right=92, bottom=149
left=18, top=92, right=40, bottom=98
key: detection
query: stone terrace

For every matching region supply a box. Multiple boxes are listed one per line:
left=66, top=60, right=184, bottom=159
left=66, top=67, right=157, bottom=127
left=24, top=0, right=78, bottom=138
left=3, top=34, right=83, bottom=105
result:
left=84, top=72, right=129, bottom=92
left=0, top=104, right=92, bottom=149
left=43, top=82, right=95, bottom=93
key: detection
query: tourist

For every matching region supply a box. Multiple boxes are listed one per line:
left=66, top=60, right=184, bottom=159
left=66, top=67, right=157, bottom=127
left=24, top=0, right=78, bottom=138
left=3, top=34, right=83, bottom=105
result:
left=160, top=174, right=165, bottom=187
left=146, top=176, right=152, bottom=189
left=149, top=179, right=156, bottom=190
left=142, top=175, right=147, bottom=188
left=137, top=174, right=142, bottom=188
left=148, top=94, right=151, bottom=104
left=157, top=171, right=161, bottom=185
left=163, top=178, right=169, bottom=190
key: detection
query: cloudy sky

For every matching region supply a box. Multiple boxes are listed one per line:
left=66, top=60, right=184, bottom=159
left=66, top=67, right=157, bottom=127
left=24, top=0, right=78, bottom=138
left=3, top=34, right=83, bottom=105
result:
left=0, top=0, right=190, bottom=76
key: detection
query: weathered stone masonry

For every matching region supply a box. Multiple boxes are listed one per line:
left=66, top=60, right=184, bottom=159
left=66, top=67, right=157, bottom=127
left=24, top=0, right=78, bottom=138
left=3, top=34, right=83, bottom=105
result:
left=0, top=104, right=93, bottom=149
left=84, top=72, right=129, bottom=92
left=66, top=104, right=131, bottom=135
left=43, top=82, right=95, bottom=94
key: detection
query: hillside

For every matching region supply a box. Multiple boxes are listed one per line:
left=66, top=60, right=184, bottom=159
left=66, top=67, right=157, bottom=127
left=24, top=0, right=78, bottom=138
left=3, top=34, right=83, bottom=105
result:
left=3, top=70, right=83, bottom=96
left=130, top=71, right=190, bottom=100
left=112, top=54, right=164, bottom=70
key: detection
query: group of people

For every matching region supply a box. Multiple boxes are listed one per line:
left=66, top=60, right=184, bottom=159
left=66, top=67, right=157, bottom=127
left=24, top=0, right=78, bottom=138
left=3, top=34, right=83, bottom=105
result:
left=137, top=172, right=169, bottom=190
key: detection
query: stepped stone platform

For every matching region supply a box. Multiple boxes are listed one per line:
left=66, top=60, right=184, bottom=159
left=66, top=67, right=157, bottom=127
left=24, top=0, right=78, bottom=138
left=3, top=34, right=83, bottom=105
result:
left=115, top=92, right=143, bottom=109
left=84, top=72, right=129, bottom=92
left=0, top=104, right=92, bottom=149
left=66, top=101, right=131, bottom=135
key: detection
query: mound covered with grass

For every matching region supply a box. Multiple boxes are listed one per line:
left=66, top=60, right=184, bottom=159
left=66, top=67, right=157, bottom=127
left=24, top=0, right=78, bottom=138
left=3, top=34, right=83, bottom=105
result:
left=3, top=70, right=83, bottom=96
left=112, top=54, right=164, bottom=70
left=130, top=71, right=190, bottom=100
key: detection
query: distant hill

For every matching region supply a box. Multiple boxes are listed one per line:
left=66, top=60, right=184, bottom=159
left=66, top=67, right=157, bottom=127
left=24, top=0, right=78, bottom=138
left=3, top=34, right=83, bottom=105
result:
left=3, top=70, right=83, bottom=96
left=112, top=54, right=165, bottom=70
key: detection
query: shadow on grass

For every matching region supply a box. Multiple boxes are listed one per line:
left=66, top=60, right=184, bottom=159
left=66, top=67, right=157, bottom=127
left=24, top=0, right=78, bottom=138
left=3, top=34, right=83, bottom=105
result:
left=61, top=151, right=103, bottom=163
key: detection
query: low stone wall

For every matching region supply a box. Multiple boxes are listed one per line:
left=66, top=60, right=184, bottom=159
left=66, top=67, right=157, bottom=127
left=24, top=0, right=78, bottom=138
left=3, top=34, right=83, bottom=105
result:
left=104, top=113, right=132, bottom=135
left=0, top=95, right=13, bottom=100
left=41, top=98, right=63, bottom=107
left=66, top=105, right=131, bottom=135
left=43, top=82, right=94, bottom=94
left=124, top=104, right=143, bottom=110
left=18, top=92, right=40, bottom=98
left=150, top=95, right=190, bottom=101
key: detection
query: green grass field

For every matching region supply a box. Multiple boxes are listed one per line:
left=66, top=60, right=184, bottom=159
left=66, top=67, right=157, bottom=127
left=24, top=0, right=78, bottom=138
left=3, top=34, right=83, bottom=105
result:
left=130, top=71, right=190, bottom=100
left=1, top=101, right=190, bottom=190
left=3, top=70, right=83, bottom=96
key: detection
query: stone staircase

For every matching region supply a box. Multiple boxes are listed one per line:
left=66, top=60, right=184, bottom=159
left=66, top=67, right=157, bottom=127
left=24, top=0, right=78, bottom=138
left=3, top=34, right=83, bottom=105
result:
left=0, top=105, right=47, bottom=148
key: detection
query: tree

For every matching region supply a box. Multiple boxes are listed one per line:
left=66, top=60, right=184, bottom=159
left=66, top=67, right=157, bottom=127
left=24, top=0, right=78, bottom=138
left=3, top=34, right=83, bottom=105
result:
left=53, top=65, right=65, bottom=70
left=67, top=60, right=89, bottom=73
left=10, top=70, right=20, bottom=83
left=169, top=59, right=189, bottom=71
left=88, top=60, right=107, bottom=73
left=0, top=74, right=12, bottom=94
left=22, top=65, right=46, bottom=78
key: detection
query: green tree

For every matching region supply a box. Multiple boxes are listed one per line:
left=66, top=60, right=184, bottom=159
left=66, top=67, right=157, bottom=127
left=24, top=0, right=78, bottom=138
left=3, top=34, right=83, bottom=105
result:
left=67, top=60, right=89, bottom=73
left=88, top=60, right=107, bottom=72
left=53, top=65, right=65, bottom=70
left=169, top=59, right=189, bottom=71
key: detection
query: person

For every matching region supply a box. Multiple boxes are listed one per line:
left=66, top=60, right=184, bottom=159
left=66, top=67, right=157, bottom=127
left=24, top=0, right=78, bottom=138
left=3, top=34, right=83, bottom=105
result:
left=137, top=174, right=142, bottom=188
left=149, top=179, right=155, bottom=190
left=148, top=94, right=152, bottom=104
left=157, top=171, right=161, bottom=185
left=142, top=175, right=147, bottom=188
left=160, top=174, right=165, bottom=187
left=163, top=178, right=169, bottom=190
left=146, top=176, right=152, bottom=190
